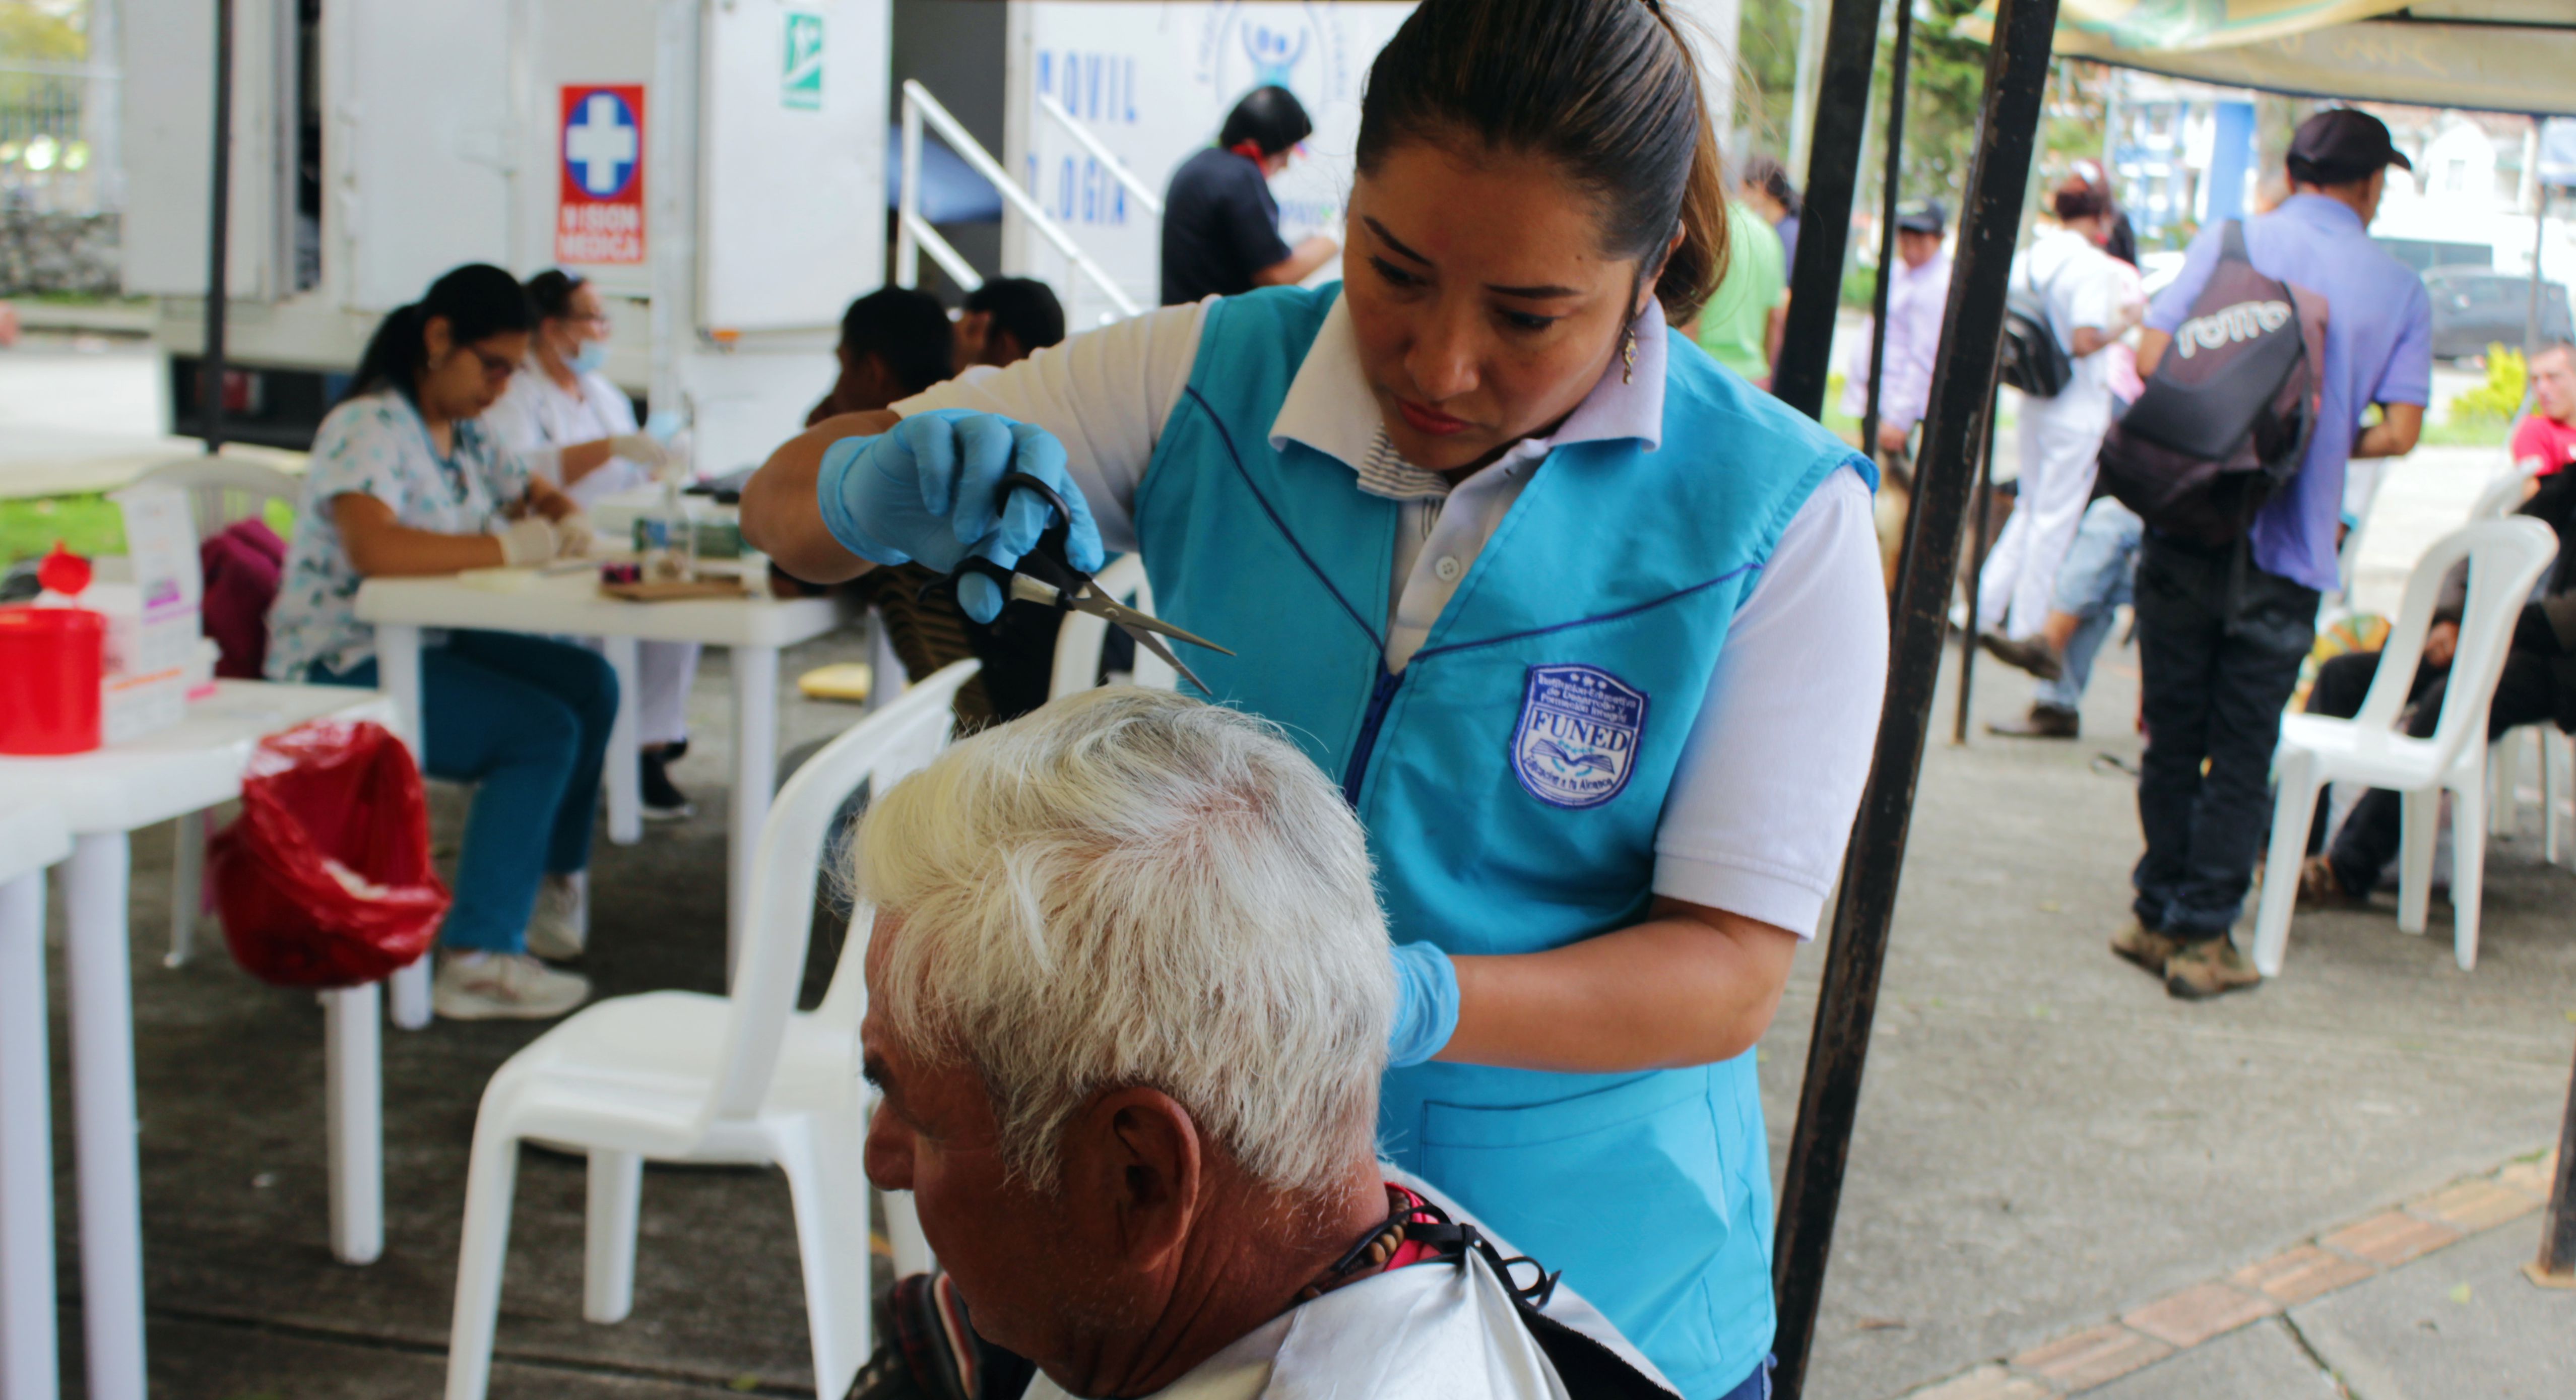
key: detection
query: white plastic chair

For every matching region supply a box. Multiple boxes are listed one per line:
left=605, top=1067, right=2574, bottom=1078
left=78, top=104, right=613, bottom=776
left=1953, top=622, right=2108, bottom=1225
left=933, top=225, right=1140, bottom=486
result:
left=2468, top=463, right=2571, bottom=862
left=2250, top=518, right=2558, bottom=975
left=133, top=455, right=299, bottom=542
left=133, top=456, right=302, bottom=971
left=442, top=660, right=980, bottom=1400
left=1047, top=553, right=1177, bottom=700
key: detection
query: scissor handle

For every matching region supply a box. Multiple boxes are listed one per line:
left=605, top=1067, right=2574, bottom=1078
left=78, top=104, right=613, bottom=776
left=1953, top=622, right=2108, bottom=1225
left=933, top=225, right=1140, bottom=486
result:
left=923, top=472, right=1085, bottom=615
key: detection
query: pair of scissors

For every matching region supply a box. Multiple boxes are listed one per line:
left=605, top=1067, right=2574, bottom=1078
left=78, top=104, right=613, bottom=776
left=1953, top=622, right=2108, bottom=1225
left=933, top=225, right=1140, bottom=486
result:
left=942, top=472, right=1234, bottom=694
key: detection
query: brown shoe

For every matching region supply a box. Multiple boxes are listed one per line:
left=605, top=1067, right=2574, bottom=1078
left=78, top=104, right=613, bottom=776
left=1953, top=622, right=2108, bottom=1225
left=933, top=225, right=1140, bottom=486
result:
left=2164, top=938, right=2262, bottom=1000
left=2109, top=923, right=2182, bottom=976
left=1977, top=630, right=2065, bottom=681
left=2296, top=855, right=2370, bottom=910
left=1988, top=704, right=2080, bottom=739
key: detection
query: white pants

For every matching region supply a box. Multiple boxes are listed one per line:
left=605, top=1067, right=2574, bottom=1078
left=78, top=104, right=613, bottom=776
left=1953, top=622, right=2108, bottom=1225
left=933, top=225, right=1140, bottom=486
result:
left=582, top=638, right=701, bottom=747
left=1979, top=388, right=2111, bottom=640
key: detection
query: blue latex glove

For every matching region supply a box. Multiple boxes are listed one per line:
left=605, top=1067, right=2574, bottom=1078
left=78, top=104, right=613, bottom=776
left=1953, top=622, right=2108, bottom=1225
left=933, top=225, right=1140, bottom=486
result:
left=1387, top=941, right=1461, bottom=1070
left=814, top=409, right=1105, bottom=622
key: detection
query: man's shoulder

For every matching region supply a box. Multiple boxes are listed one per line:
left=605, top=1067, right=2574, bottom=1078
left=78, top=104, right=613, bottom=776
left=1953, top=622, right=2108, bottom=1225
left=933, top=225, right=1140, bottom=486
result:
left=2514, top=413, right=2575, bottom=458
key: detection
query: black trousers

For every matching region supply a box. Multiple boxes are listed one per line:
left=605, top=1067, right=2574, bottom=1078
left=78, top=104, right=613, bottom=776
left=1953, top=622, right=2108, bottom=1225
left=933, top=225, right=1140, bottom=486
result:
left=2307, top=648, right=2570, bottom=894
left=2131, top=538, right=2320, bottom=939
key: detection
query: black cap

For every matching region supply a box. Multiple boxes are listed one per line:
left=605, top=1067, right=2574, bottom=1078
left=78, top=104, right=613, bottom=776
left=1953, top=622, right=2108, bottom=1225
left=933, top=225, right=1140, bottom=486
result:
left=2289, top=108, right=2411, bottom=185
left=1894, top=199, right=1947, bottom=234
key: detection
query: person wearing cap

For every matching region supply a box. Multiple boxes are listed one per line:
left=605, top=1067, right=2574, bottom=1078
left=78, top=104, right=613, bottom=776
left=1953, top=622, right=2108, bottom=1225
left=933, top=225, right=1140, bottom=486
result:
left=2111, top=106, right=2430, bottom=999
left=1974, top=179, right=2138, bottom=651
left=1841, top=198, right=1952, bottom=585
left=1160, top=87, right=1341, bottom=306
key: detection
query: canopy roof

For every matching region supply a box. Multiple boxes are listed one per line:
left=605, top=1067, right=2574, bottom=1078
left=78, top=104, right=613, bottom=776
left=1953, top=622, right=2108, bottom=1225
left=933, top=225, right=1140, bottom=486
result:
left=1969, top=2, right=2576, bottom=117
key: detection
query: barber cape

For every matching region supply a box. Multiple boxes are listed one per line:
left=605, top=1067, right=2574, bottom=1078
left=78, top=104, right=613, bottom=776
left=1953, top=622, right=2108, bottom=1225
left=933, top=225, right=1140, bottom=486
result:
left=1019, top=1173, right=1673, bottom=1400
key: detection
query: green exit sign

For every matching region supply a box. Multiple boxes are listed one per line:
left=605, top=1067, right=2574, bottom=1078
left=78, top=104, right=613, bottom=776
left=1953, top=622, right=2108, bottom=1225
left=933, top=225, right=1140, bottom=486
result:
left=783, top=12, right=823, bottom=111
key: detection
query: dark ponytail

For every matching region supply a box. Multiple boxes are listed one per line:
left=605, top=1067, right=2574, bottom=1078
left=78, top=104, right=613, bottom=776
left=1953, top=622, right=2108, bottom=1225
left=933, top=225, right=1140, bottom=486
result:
left=1354, top=0, right=1729, bottom=325
left=525, top=267, right=589, bottom=323
left=1743, top=154, right=1800, bottom=218
left=341, top=263, right=536, bottom=406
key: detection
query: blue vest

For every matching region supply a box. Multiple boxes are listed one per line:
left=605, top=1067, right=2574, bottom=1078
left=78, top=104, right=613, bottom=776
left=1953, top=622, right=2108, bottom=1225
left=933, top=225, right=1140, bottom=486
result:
left=1133, top=286, right=1869, bottom=1396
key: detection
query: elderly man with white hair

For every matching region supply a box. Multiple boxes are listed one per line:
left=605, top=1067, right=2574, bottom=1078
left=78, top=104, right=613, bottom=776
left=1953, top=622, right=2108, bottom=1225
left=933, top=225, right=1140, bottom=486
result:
left=849, top=688, right=1671, bottom=1400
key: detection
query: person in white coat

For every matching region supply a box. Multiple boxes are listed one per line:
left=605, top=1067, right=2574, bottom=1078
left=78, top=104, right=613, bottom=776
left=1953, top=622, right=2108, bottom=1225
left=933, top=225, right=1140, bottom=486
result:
left=487, top=269, right=702, bottom=818
left=1976, top=180, right=2140, bottom=653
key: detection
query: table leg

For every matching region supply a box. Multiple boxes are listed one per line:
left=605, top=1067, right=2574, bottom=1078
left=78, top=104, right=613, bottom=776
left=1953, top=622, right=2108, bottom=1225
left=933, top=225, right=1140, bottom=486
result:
left=0, top=870, right=58, bottom=1400
left=728, top=645, right=781, bottom=984
left=322, top=984, right=383, bottom=1265
left=377, top=623, right=426, bottom=756
left=389, top=959, right=433, bottom=1032
left=601, top=636, right=642, bottom=846
left=167, top=808, right=204, bottom=969
left=378, top=622, right=437, bottom=1032
left=65, top=832, right=146, bottom=1400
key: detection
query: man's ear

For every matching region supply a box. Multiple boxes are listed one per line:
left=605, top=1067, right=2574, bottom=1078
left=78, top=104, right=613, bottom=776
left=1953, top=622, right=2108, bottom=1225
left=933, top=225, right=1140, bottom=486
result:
left=1064, top=1087, right=1202, bottom=1271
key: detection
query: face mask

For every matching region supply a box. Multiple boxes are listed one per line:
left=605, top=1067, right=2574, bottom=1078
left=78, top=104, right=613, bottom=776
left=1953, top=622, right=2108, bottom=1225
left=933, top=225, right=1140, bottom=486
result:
left=569, top=340, right=608, bottom=374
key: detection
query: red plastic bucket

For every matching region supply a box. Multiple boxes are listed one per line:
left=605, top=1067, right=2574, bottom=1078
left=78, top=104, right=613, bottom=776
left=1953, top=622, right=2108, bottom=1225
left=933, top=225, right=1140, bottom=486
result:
left=0, top=605, right=106, bottom=754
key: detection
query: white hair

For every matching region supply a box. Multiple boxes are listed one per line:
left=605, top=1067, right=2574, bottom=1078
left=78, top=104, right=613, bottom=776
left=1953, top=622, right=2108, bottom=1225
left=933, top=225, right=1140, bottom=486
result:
left=855, top=687, right=1392, bottom=1197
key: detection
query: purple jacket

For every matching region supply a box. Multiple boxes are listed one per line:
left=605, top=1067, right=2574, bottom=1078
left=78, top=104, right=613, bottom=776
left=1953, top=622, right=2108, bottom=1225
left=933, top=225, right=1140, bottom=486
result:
left=200, top=519, right=285, bottom=679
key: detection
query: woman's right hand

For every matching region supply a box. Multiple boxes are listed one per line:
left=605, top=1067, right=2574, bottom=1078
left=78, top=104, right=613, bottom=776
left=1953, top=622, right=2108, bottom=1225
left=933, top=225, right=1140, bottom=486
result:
left=496, top=516, right=559, bottom=567
left=814, top=409, right=1104, bottom=621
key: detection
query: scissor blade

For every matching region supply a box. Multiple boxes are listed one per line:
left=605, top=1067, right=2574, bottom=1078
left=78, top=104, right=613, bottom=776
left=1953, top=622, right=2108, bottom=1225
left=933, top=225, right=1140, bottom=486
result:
left=1124, top=624, right=1211, bottom=694
left=1069, top=587, right=1237, bottom=656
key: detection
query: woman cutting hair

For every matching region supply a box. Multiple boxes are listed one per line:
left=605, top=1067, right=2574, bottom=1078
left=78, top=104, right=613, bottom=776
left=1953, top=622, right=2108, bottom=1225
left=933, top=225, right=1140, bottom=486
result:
left=268, top=263, right=646, bottom=1022
left=745, top=2, right=1887, bottom=1392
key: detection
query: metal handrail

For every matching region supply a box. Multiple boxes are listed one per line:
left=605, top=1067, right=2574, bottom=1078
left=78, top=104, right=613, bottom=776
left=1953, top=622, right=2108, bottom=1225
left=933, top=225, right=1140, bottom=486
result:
left=896, top=80, right=1141, bottom=319
left=1037, top=92, right=1163, bottom=219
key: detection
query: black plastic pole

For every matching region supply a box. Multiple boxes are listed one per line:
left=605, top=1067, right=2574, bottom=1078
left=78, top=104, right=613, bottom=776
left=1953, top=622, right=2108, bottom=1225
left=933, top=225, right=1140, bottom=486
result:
left=1773, top=0, right=1887, bottom=419
left=2536, top=1038, right=2576, bottom=1280
left=1769, top=0, right=2060, bottom=1392
left=201, top=0, right=234, bottom=454
left=1856, top=0, right=1914, bottom=459
left=1953, top=392, right=1998, bottom=744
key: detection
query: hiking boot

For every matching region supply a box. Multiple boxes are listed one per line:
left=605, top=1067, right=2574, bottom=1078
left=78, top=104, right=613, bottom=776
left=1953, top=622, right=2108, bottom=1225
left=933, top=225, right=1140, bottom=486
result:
left=1977, top=630, right=2065, bottom=681
left=525, top=872, right=587, bottom=961
left=1988, top=704, right=2080, bottom=740
left=2164, top=938, right=2262, bottom=1000
left=641, top=749, right=695, bottom=821
left=2109, top=923, right=2182, bottom=977
left=433, top=951, right=591, bottom=1021
left=2297, top=854, right=2371, bottom=910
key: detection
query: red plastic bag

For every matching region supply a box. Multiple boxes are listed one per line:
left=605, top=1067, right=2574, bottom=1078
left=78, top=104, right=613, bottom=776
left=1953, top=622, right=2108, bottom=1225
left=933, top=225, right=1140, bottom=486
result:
left=210, top=719, right=449, bottom=987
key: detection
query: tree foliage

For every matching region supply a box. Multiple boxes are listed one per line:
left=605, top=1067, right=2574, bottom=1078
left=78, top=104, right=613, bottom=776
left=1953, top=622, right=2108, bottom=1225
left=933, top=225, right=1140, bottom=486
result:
left=0, top=1, right=87, bottom=63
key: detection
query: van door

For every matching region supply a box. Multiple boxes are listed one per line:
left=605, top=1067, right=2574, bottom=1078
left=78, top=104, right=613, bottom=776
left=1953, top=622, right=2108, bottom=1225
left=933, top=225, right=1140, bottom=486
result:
left=335, top=0, right=516, bottom=311
left=120, top=0, right=293, bottom=299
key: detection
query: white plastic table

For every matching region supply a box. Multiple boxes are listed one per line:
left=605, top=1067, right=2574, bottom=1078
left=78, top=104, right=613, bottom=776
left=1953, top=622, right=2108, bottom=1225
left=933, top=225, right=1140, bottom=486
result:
left=353, top=571, right=853, bottom=970
left=1, top=802, right=73, bottom=1400
left=0, top=682, right=400, bottom=1400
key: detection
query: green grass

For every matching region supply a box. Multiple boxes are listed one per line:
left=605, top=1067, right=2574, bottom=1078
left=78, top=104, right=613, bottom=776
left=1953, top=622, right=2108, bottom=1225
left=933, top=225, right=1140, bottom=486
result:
left=2420, top=417, right=2510, bottom=448
left=1, top=494, right=126, bottom=565
left=13, top=291, right=151, bottom=309
left=0, top=493, right=296, bottom=567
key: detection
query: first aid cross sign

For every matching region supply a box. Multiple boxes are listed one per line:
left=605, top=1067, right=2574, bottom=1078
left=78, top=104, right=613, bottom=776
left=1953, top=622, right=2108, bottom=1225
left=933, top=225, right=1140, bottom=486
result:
left=557, top=85, right=646, bottom=265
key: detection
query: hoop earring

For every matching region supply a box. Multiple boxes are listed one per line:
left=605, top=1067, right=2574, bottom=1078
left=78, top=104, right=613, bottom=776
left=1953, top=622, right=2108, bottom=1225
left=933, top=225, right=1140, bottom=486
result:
left=1622, top=329, right=1638, bottom=385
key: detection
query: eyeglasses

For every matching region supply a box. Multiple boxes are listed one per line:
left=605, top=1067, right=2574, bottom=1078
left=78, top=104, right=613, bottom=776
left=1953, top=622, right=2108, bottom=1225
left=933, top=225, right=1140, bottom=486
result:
left=467, top=347, right=518, bottom=383
left=565, top=312, right=612, bottom=333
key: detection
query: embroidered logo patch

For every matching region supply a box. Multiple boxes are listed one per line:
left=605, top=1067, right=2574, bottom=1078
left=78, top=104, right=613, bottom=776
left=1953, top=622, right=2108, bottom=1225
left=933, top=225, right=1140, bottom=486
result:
left=1511, top=664, right=1648, bottom=809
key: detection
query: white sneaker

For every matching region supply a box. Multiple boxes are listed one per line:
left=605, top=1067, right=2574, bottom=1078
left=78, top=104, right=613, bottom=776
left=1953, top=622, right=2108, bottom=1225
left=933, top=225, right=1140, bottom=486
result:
left=525, top=872, right=587, bottom=961
left=432, top=951, right=591, bottom=1021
